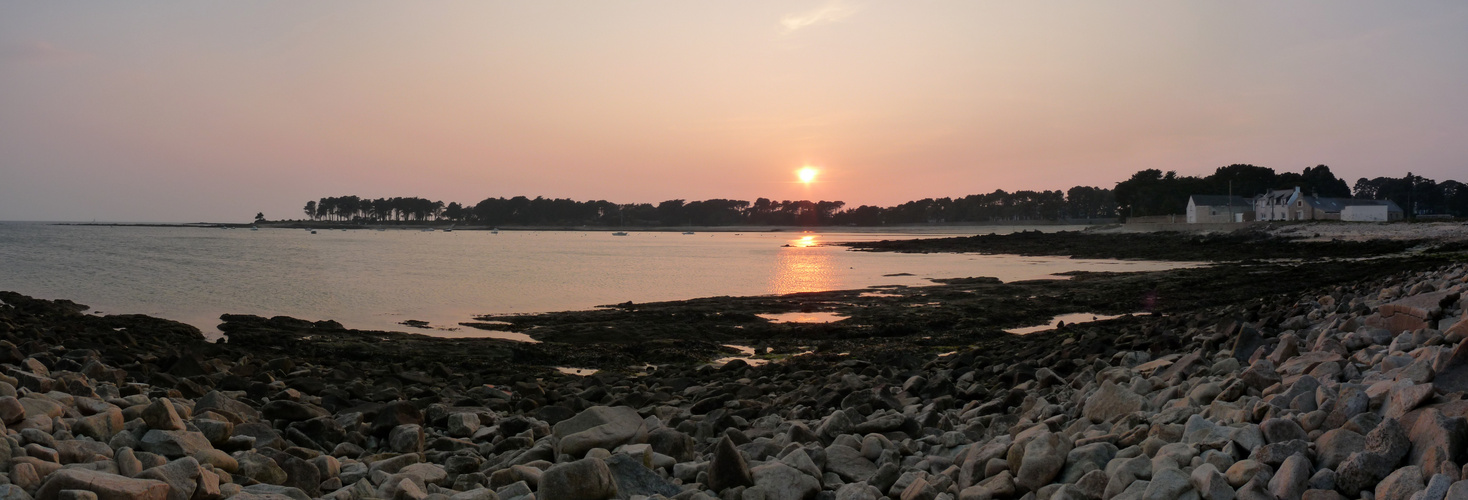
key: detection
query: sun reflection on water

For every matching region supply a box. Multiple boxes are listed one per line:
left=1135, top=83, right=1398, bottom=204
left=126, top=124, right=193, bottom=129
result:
left=770, top=240, right=835, bottom=294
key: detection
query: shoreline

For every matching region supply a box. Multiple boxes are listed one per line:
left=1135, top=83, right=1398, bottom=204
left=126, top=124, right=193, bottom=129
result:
left=2, top=228, right=1467, bottom=499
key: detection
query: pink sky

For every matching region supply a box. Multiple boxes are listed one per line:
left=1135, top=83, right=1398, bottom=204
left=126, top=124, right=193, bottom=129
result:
left=2, top=2, right=1466, bottom=222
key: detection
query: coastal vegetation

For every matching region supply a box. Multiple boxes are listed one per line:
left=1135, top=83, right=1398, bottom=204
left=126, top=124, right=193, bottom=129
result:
left=293, top=166, right=1465, bottom=226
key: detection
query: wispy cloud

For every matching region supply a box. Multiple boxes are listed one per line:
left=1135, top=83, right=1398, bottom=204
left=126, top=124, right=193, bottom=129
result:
left=781, top=0, right=860, bottom=33
left=0, top=41, right=90, bottom=65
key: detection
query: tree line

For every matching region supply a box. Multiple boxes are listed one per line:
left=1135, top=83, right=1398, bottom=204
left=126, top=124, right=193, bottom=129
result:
left=298, top=189, right=1118, bottom=227
left=294, top=164, right=1465, bottom=226
left=1114, top=164, right=1468, bottom=217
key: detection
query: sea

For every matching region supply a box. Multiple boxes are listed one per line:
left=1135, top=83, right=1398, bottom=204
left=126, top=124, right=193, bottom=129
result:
left=0, top=222, right=1191, bottom=338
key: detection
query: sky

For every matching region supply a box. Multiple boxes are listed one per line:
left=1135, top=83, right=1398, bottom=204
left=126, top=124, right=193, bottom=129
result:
left=2, top=2, right=1466, bottom=222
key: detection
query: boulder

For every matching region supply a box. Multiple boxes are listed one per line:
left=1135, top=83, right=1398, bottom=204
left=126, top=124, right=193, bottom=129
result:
left=1083, top=381, right=1144, bottom=423
left=1407, top=409, right=1468, bottom=472
left=139, top=430, right=212, bottom=458
left=141, top=400, right=185, bottom=432
left=751, top=462, right=821, bottom=500
left=825, top=444, right=878, bottom=483
left=537, top=458, right=618, bottom=500
left=552, top=406, right=648, bottom=458
left=1315, top=429, right=1366, bottom=469
left=707, top=435, right=753, bottom=491
left=1377, top=466, right=1425, bottom=500
left=1142, top=468, right=1192, bottom=500
left=1268, top=454, right=1312, bottom=500
left=34, top=469, right=170, bottom=500
left=1189, top=463, right=1233, bottom=500
left=136, top=457, right=202, bottom=500
left=603, top=453, right=679, bottom=498
left=1014, top=431, right=1070, bottom=491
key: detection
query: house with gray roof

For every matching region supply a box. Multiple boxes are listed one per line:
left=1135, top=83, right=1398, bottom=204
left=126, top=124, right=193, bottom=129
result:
left=1252, top=186, right=1404, bottom=221
left=1187, top=195, right=1254, bottom=223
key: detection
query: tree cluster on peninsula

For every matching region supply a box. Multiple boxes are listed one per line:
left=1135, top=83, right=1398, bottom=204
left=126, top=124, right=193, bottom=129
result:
left=296, top=166, right=1466, bottom=226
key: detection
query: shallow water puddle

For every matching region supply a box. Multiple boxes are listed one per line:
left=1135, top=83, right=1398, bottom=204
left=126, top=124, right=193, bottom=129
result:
left=434, top=329, right=540, bottom=343
left=556, top=367, right=599, bottom=376
left=1006, top=312, right=1128, bottom=335
left=714, top=344, right=771, bottom=367
left=758, top=312, right=848, bottom=323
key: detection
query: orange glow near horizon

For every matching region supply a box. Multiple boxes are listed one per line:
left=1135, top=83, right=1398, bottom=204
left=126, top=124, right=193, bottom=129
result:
left=797, top=167, right=819, bottom=185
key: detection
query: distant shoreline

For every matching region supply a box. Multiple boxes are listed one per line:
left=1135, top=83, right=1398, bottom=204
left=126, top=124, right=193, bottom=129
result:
left=47, top=220, right=1106, bottom=233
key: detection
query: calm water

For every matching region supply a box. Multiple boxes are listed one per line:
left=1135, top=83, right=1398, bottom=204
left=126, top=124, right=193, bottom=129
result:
left=0, top=223, right=1190, bottom=337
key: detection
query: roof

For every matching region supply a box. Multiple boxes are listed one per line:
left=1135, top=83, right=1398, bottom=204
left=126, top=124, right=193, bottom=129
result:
left=1302, top=197, right=1404, bottom=213
left=1190, top=195, right=1253, bottom=208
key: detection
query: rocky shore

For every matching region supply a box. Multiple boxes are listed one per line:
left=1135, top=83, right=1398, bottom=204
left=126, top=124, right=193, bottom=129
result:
left=2, top=230, right=1468, bottom=499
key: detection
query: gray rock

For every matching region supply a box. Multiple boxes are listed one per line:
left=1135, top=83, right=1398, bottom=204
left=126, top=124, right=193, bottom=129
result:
left=1378, top=466, right=1426, bottom=500
left=1014, top=431, right=1070, bottom=491
left=389, top=424, right=424, bottom=454
left=537, top=458, right=618, bottom=500
left=603, top=453, right=679, bottom=499
left=751, top=462, right=820, bottom=500
left=241, top=483, right=311, bottom=500
left=1253, top=439, right=1308, bottom=467
left=0, top=485, right=32, bottom=500
left=139, top=430, right=212, bottom=458
left=1408, top=409, right=1468, bottom=475
left=494, top=481, right=531, bottom=500
left=1190, top=463, right=1234, bottom=500
left=446, top=413, right=481, bottom=438
left=552, top=406, right=648, bottom=459
left=1387, top=384, right=1436, bottom=419
left=1104, top=456, right=1151, bottom=500
left=825, top=444, right=878, bottom=483
left=0, top=396, right=25, bottom=425
left=1370, top=418, right=1413, bottom=466
left=34, top=469, right=170, bottom=500
left=1308, top=468, right=1337, bottom=491
left=1142, top=468, right=1191, bottom=500
left=1444, top=479, right=1468, bottom=499
left=136, top=457, right=202, bottom=500
left=1315, top=428, right=1366, bottom=469
left=834, top=483, right=882, bottom=500
left=1240, top=359, right=1281, bottom=390
left=236, top=450, right=289, bottom=485
left=141, top=399, right=185, bottom=431
left=1336, top=452, right=1393, bottom=496
left=1268, top=454, right=1311, bottom=500
left=1224, top=460, right=1264, bottom=489
left=708, top=435, right=753, bottom=491
left=1083, top=381, right=1145, bottom=423
left=1413, top=474, right=1453, bottom=500
left=260, top=400, right=329, bottom=422
left=1260, top=418, right=1307, bottom=444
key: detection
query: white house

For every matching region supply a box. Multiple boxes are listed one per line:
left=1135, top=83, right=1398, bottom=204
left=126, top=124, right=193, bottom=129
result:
left=1341, top=201, right=1405, bottom=221
left=1187, top=195, right=1253, bottom=223
left=1255, top=188, right=1301, bottom=221
left=1254, top=186, right=1405, bottom=221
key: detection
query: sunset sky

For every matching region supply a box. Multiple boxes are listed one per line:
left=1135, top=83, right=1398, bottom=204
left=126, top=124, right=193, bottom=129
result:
left=3, top=2, right=1466, bottom=222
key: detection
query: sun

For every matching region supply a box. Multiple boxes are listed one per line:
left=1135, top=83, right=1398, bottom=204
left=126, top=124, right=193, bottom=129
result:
left=797, top=167, right=819, bottom=184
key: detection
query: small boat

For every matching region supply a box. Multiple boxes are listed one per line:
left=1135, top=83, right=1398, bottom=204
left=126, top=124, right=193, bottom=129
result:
left=612, top=231, right=629, bottom=236
left=250, top=226, right=258, bottom=231
left=443, top=228, right=453, bottom=232
left=682, top=231, right=695, bottom=235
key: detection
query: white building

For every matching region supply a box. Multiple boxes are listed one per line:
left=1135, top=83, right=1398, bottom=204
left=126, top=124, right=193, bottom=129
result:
left=1186, top=195, right=1253, bottom=223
